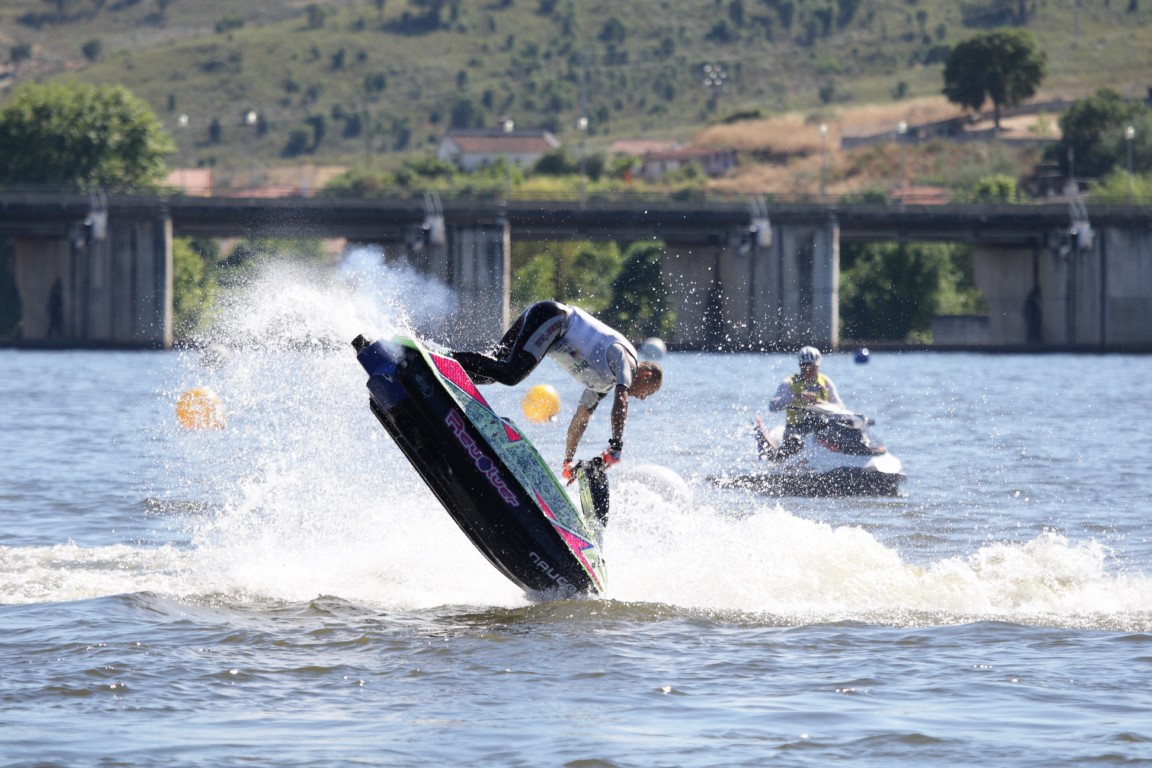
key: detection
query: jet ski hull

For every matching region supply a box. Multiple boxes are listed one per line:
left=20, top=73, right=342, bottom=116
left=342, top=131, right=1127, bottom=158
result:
left=711, top=466, right=905, bottom=497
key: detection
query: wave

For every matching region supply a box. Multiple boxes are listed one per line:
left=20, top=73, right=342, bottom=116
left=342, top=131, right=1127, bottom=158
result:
left=4, top=497, right=1151, bottom=631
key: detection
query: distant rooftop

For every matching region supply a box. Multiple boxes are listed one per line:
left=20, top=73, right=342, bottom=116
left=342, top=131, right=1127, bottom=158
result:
left=609, top=139, right=678, bottom=156
left=443, top=128, right=559, bottom=155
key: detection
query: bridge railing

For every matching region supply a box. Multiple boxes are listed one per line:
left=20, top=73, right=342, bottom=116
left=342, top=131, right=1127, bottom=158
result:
left=3, top=182, right=1151, bottom=217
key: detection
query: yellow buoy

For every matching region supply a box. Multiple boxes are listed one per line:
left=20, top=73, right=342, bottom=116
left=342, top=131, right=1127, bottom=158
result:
left=521, top=384, right=561, bottom=424
left=175, top=387, right=226, bottom=430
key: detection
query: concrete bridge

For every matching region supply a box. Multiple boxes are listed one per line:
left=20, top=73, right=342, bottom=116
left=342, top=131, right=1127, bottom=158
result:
left=2, top=189, right=1151, bottom=351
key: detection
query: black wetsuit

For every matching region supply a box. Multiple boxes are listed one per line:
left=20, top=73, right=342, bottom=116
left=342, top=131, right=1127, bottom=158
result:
left=453, top=301, right=569, bottom=386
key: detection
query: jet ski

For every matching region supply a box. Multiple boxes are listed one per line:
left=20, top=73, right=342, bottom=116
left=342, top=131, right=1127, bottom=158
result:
left=352, top=332, right=609, bottom=598
left=710, top=402, right=905, bottom=497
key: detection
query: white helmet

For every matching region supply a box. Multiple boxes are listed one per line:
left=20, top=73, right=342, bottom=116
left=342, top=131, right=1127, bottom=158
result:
left=798, top=346, right=822, bottom=365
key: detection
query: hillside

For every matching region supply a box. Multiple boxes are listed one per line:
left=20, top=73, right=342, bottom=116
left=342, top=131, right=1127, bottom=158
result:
left=2, top=0, right=1150, bottom=192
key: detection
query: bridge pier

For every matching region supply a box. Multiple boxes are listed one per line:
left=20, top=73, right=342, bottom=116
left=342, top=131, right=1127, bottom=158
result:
left=11, top=213, right=172, bottom=348
left=972, top=225, right=1152, bottom=349
left=661, top=218, right=839, bottom=350
left=403, top=219, right=510, bottom=348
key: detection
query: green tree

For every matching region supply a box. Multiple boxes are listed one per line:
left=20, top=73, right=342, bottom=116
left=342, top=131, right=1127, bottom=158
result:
left=603, top=241, right=675, bottom=342
left=390, top=156, right=458, bottom=188
left=42, top=0, right=78, bottom=21
left=532, top=148, right=579, bottom=176
left=510, top=241, right=620, bottom=312
left=172, top=238, right=219, bottom=341
left=1053, top=88, right=1152, bottom=179
left=963, top=173, right=1017, bottom=203
left=9, top=42, right=33, bottom=73
left=942, top=29, right=1046, bottom=130
left=840, top=242, right=982, bottom=342
left=215, top=238, right=327, bottom=287
left=305, top=3, right=328, bottom=28
left=0, top=83, right=174, bottom=191
left=154, top=0, right=177, bottom=24
left=81, top=38, right=103, bottom=62
left=1091, top=167, right=1152, bottom=202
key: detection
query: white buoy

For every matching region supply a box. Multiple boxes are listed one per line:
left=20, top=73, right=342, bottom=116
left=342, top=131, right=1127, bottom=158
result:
left=638, top=337, right=667, bottom=359
left=620, top=464, right=692, bottom=508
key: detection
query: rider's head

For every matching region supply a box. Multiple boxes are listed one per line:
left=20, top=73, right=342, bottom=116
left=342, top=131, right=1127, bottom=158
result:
left=631, top=361, right=664, bottom=400
left=797, top=346, right=822, bottom=377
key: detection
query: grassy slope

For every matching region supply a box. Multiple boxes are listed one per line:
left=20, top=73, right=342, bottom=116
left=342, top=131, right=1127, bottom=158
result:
left=1, top=0, right=1150, bottom=191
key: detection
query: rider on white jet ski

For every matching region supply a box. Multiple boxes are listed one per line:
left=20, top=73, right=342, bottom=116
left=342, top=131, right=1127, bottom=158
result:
left=768, top=346, right=848, bottom=457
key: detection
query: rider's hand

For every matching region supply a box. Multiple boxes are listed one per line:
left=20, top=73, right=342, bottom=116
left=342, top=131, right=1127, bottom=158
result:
left=561, top=460, right=575, bottom=484
left=600, top=448, right=621, bottom=468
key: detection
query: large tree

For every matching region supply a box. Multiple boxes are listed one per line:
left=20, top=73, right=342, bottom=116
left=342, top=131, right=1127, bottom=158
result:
left=942, top=29, right=1047, bottom=130
left=1054, top=87, right=1152, bottom=178
left=510, top=240, right=621, bottom=313
left=603, top=241, right=675, bottom=343
left=0, top=82, right=174, bottom=191
left=840, top=242, right=983, bottom=342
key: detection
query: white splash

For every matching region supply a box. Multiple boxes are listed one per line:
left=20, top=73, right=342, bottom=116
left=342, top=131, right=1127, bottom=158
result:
left=165, top=248, right=521, bottom=609
left=605, top=471, right=1152, bottom=627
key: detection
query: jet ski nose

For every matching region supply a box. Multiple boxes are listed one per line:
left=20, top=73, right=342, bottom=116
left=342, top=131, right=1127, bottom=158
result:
left=351, top=334, right=370, bottom=352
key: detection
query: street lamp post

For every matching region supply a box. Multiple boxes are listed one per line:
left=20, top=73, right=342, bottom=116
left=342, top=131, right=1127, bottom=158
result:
left=174, top=113, right=189, bottom=189
left=502, top=118, right=514, bottom=208
left=897, top=120, right=908, bottom=208
left=702, top=63, right=727, bottom=111
left=245, top=109, right=258, bottom=192
left=819, top=123, right=828, bottom=202
left=1126, top=125, right=1136, bottom=203
left=578, top=114, right=588, bottom=209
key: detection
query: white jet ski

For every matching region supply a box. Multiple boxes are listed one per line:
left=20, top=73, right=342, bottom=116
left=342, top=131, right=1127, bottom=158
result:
left=710, top=402, right=905, bottom=497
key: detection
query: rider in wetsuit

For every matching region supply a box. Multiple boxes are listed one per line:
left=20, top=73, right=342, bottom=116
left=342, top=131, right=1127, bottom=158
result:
left=453, top=301, right=663, bottom=480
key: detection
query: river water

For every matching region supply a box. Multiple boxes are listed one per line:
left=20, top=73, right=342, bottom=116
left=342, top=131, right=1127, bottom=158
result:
left=3, top=257, right=1152, bottom=767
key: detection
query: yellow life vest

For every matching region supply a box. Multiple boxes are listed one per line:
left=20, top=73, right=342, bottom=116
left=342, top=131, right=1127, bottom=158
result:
left=786, top=372, right=832, bottom=426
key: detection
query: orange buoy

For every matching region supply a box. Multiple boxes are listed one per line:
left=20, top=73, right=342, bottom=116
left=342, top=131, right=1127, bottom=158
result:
left=175, top=387, right=225, bottom=430
left=521, top=384, right=560, bottom=424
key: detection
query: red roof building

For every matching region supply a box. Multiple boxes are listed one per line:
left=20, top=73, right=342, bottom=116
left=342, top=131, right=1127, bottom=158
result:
left=438, top=128, right=560, bottom=171
left=164, top=168, right=214, bottom=196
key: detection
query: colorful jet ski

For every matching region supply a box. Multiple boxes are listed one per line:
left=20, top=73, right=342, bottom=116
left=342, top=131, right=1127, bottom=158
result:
left=352, top=333, right=608, bottom=598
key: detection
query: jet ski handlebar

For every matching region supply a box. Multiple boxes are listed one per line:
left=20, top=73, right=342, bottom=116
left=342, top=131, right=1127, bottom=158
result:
left=787, top=403, right=873, bottom=428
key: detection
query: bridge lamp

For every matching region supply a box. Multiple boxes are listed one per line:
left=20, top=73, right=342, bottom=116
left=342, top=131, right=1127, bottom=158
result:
left=1126, top=125, right=1135, bottom=202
